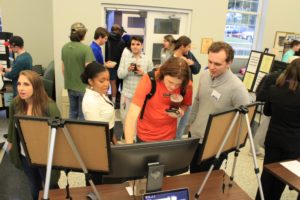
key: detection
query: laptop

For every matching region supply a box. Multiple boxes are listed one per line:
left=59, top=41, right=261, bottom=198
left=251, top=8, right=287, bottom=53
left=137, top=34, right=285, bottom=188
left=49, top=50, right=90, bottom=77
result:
left=143, top=188, right=189, bottom=200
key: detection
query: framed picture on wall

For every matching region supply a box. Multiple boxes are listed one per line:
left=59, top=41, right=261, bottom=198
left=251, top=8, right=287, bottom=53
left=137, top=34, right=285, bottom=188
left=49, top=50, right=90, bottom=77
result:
left=200, top=38, right=213, bottom=54
left=295, top=34, right=300, bottom=41
left=273, top=31, right=294, bottom=52
left=273, top=31, right=287, bottom=51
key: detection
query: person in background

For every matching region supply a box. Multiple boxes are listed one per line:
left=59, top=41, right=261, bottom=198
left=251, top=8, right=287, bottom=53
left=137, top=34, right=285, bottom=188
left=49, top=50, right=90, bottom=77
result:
left=90, top=27, right=108, bottom=64
left=105, top=24, right=126, bottom=105
left=90, top=27, right=116, bottom=69
left=249, top=70, right=282, bottom=157
left=173, top=35, right=201, bottom=138
left=255, top=58, right=300, bottom=200
left=6, top=70, right=60, bottom=200
left=124, top=57, right=192, bottom=143
left=0, top=36, right=32, bottom=97
left=62, top=22, right=95, bottom=120
left=81, top=61, right=116, bottom=185
left=282, top=40, right=300, bottom=63
left=188, top=42, right=249, bottom=173
left=121, top=33, right=132, bottom=57
left=118, top=36, right=153, bottom=127
left=160, top=35, right=175, bottom=64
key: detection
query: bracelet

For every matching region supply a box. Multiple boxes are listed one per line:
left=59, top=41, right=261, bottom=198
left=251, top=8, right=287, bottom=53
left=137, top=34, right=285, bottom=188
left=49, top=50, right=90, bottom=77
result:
left=2, top=68, right=5, bottom=73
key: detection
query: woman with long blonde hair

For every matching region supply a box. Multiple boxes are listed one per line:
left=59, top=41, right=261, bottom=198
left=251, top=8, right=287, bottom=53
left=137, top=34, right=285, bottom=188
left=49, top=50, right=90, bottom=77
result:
left=7, top=70, right=60, bottom=200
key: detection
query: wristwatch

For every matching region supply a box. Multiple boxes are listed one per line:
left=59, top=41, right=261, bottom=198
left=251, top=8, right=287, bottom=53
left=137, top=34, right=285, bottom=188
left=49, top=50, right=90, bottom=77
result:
left=2, top=68, right=5, bottom=73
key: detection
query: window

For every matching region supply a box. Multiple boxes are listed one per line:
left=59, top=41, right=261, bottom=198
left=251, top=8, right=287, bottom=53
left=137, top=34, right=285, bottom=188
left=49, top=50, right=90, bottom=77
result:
left=225, top=0, right=261, bottom=57
left=128, top=17, right=145, bottom=28
left=154, top=18, right=180, bottom=34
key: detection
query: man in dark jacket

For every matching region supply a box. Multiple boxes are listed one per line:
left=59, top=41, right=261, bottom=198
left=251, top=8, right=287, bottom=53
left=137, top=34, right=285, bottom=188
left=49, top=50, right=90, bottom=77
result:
left=105, top=24, right=126, bottom=106
left=0, top=36, right=32, bottom=97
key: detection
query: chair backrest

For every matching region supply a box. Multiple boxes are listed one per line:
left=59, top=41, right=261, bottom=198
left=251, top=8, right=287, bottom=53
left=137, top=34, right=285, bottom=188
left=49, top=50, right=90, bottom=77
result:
left=43, top=61, right=55, bottom=81
left=42, top=60, right=56, bottom=100
left=32, top=65, right=43, bottom=76
left=42, top=77, right=53, bottom=99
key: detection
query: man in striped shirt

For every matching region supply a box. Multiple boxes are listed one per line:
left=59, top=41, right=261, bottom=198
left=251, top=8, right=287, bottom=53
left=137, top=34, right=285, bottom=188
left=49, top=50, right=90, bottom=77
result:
left=117, top=36, right=153, bottom=126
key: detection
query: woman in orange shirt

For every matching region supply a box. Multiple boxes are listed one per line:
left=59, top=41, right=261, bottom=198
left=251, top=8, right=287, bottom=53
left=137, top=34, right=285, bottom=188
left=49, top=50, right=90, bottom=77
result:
left=124, top=57, right=193, bottom=143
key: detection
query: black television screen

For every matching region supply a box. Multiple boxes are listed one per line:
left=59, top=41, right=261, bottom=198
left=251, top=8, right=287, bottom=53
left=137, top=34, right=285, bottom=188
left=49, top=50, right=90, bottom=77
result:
left=270, top=60, right=288, bottom=73
left=106, top=138, right=199, bottom=179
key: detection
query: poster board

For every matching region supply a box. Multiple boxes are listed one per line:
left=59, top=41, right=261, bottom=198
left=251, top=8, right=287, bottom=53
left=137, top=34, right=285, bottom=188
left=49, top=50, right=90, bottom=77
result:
left=198, top=103, right=257, bottom=162
left=16, top=116, right=111, bottom=173
left=0, top=32, right=13, bottom=69
left=242, top=50, right=275, bottom=92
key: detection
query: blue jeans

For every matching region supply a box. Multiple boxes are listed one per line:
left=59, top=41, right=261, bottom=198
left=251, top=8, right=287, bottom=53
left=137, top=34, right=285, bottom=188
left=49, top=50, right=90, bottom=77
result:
left=68, top=89, right=84, bottom=120
left=176, top=106, right=191, bottom=139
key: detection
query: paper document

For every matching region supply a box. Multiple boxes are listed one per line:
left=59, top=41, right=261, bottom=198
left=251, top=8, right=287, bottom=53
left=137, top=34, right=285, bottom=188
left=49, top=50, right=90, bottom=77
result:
left=260, top=55, right=274, bottom=73
left=243, top=72, right=255, bottom=90
left=280, top=160, right=300, bottom=177
left=125, top=186, right=134, bottom=196
left=247, top=51, right=261, bottom=73
left=253, top=72, right=266, bottom=92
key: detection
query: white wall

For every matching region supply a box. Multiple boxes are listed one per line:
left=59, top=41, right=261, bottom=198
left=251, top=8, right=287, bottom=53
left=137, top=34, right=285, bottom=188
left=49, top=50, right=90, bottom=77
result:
left=1, top=0, right=53, bottom=68
left=261, top=0, right=300, bottom=51
left=52, top=0, right=228, bottom=109
left=3, top=0, right=300, bottom=111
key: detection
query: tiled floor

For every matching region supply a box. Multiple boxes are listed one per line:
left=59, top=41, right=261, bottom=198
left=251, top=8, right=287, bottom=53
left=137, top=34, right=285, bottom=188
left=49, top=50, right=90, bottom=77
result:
left=0, top=110, right=298, bottom=199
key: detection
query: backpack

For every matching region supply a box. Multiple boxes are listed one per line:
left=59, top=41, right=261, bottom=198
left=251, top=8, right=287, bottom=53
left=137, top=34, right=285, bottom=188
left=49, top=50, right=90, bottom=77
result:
left=139, top=69, right=186, bottom=119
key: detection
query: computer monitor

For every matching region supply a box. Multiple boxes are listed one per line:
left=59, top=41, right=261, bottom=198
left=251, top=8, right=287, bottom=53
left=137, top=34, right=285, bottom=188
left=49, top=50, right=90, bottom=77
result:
left=270, top=60, right=288, bottom=73
left=106, top=138, right=199, bottom=179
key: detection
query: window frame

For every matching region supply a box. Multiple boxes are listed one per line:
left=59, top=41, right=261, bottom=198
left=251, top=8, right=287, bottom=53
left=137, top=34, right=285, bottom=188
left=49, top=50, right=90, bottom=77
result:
left=225, top=0, right=264, bottom=58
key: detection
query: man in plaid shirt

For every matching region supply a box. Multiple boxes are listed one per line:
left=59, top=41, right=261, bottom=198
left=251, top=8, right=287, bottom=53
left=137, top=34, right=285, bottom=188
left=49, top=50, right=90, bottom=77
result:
left=118, top=36, right=153, bottom=127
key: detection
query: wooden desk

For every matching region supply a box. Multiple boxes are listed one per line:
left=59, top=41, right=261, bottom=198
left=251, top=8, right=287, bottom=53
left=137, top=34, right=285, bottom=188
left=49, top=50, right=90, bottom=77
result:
left=39, top=170, right=251, bottom=199
left=265, top=159, right=300, bottom=192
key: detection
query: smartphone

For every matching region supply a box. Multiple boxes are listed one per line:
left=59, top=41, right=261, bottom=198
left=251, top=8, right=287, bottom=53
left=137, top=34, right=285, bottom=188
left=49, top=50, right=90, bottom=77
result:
left=131, top=63, right=137, bottom=71
left=165, top=108, right=180, bottom=115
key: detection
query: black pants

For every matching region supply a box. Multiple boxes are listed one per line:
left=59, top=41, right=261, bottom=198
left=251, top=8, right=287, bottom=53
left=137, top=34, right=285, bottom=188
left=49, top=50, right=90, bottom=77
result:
left=255, top=146, right=300, bottom=200
left=21, top=156, right=59, bottom=200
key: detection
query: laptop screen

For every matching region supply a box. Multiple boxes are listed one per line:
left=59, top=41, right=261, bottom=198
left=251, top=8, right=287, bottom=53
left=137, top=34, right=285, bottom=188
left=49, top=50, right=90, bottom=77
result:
left=143, top=188, right=189, bottom=200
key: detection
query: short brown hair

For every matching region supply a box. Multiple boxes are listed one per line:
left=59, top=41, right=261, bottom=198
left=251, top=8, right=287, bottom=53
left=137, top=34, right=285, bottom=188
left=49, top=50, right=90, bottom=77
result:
left=157, top=57, right=190, bottom=92
left=276, top=58, right=300, bottom=92
left=208, top=41, right=235, bottom=63
left=111, top=24, right=122, bottom=35
left=94, top=27, right=108, bottom=40
left=290, top=40, right=300, bottom=48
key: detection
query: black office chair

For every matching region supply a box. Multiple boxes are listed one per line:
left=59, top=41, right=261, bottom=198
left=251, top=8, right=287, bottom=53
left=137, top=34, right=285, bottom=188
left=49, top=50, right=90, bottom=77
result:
left=42, top=61, right=56, bottom=100
left=32, top=65, right=43, bottom=76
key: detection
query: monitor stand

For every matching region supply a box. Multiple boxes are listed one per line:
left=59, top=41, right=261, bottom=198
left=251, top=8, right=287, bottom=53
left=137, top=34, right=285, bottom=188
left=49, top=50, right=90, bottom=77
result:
left=125, top=162, right=165, bottom=197
left=146, top=162, right=164, bottom=192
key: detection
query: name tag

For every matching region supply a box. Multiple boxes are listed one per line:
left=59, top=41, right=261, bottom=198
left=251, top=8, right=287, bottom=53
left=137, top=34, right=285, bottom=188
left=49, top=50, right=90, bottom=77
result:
left=211, top=90, right=221, bottom=101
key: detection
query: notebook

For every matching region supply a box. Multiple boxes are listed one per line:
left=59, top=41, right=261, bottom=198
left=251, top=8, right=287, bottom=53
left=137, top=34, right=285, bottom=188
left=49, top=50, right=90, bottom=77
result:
left=143, top=188, right=189, bottom=200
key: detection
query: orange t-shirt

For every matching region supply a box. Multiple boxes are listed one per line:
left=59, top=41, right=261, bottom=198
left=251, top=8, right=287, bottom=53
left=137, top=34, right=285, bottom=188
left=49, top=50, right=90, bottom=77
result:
left=131, top=73, right=193, bottom=142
